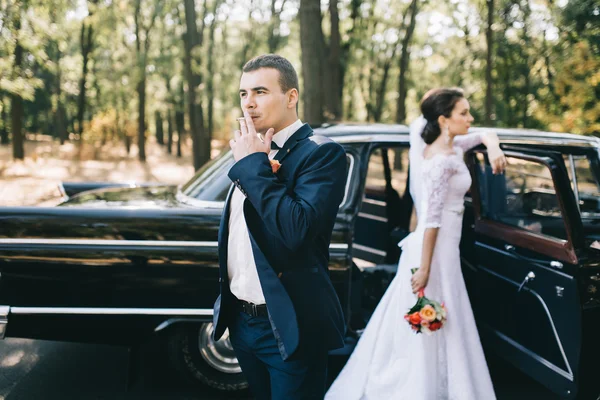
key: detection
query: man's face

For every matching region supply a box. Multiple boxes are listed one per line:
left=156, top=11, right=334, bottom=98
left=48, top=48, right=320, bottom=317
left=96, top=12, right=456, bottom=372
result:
left=239, top=68, right=291, bottom=134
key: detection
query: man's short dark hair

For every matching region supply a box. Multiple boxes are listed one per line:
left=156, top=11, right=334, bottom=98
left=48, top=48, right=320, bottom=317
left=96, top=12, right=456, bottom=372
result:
left=243, top=54, right=299, bottom=95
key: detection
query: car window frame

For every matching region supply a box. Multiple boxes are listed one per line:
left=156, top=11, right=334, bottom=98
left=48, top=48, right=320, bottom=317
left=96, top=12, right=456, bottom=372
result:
left=178, top=149, right=358, bottom=211
left=468, top=149, right=581, bottom=265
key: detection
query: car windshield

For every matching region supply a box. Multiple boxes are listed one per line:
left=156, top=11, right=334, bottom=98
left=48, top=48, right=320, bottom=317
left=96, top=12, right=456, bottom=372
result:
left=179, top=149, right=235, bottom=203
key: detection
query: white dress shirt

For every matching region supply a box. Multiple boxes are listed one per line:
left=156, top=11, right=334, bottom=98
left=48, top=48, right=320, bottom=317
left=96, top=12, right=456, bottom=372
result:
left=227, top=119, right=303, bottom=304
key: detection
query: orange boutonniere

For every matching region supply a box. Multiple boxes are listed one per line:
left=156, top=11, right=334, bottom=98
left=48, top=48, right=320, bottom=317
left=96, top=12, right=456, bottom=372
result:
left=270, top=159, right=281, bottom=173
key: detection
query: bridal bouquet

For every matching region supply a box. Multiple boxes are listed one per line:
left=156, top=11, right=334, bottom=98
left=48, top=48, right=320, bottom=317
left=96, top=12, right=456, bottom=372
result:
left=404, top=269, right=447, bottom=334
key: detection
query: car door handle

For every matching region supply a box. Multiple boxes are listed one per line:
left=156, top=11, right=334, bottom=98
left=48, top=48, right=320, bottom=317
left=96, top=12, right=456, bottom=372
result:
left=503, top=244, right=563, bottom=269
left=518, top=271, right=536, bottom=293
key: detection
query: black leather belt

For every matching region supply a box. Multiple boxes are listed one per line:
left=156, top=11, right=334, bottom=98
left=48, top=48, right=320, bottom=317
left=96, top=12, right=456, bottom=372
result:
left=236, top=298, right=269, bottom=317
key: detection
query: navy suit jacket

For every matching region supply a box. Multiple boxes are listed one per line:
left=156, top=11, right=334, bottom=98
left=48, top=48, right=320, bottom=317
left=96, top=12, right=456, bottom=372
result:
left=212, top=123, right=347, bottom=360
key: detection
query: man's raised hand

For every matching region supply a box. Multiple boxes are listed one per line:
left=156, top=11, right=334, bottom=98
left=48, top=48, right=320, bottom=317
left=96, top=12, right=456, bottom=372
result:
left=230, top=110, right=275, bottom=161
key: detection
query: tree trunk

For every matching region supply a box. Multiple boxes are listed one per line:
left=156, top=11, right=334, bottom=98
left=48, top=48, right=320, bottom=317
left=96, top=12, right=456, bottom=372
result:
left=175, top=110, right=184, bottom=158
left=299, top=0, right=326, bottom=126
left=136, top=76, right=147, bottom=161
left=57, top=104, right=67, bottom=144
left=373, top=47, right=397, bottom=122
left=239, top=0, right=257, bottom=69
left=1, top=97, right=9, bottom=145
left=77, top=8, right=94, bottom=139
left=133, top=0, right=161, bottom=162
left=55, top=48, right=67, bottom=144
left=325, top=0, right=342, bottom=120
left=206, top=0, right=221, bottom=143
left=485, top=0, right=494, bottom=125
left=155, top=111, right=164, bottom=145
left=167, top=109, right=173, bottom=154
left=183, top=0, right=209, bottom=170
left=165, top=76, right=174, bottom=154
left=11, top=9, right=24, bottom=160
left=521, top=0, right=531, bottom=128
left=395, top=0, right=418, bottom=124
left=268, top=0, right=278, bottom=53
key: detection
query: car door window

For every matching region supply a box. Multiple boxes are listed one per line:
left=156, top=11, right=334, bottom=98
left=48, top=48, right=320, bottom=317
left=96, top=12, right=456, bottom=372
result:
left=563, top=154, right=600, bottom=217
left=475, top=153, right=567, bottom=241
left=354, top=146, right=410, bottom=266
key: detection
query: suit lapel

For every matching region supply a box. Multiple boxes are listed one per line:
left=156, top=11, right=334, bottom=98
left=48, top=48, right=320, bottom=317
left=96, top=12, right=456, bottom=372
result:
left=274, top=123, right=313, bottom=164
left=217, top=184, right=235, bottom=273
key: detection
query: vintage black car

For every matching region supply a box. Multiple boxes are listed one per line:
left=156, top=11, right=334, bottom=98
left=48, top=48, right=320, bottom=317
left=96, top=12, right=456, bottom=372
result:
left=1, top=124, right=599, bottom=399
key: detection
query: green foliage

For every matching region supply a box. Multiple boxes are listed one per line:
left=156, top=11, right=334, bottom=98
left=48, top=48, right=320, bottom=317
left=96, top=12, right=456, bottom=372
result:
left=547, top=40, right=600, bottom=135
left=0, top=0, right=596, bottom=154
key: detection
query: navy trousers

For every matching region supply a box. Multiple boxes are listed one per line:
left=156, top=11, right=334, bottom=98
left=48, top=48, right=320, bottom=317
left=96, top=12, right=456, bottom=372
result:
left=229, top=311, right=328, bottom=400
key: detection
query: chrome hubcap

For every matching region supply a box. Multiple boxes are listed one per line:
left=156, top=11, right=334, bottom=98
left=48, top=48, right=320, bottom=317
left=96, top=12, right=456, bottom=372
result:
left=198, top=323, right=241, bottom=374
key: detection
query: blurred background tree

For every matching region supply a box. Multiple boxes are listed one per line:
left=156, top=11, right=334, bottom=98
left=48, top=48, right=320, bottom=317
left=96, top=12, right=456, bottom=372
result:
left=0, top=0, right=597, bottom=164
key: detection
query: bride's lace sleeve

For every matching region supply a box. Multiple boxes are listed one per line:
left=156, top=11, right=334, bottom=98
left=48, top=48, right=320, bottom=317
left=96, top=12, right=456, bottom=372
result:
left=423, top=156, right=457, bottom=228
left=454, top=132, right=483, bottom=152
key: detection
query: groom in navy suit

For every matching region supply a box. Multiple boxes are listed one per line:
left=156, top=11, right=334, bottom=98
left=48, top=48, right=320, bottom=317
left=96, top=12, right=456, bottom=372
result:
left=212, top=54, right=347, bottom=399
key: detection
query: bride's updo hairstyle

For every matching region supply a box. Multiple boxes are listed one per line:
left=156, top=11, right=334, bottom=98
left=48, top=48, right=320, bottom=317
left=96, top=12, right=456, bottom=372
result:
left=420, top=87, right=465, bottom=144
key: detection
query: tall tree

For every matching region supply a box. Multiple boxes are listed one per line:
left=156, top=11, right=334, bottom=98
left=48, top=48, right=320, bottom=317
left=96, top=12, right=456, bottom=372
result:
left=134, top=0, right=162, bottom=161
left=0, top=96, right=8, bottom=145
left=206, top=0, right=223, bottom=142
left=374, top=43, right=398, bottom=122
left=11, top=1, right=25, bottom=159
left=520, top=0, right=531, bottom=127
left=49, top=7, right=68, bottom=144
left=395, top=0, right=419, bottom=124
left=183, top=0, right=209, bottom=169
left=485, top=0, right=494, bottom=125
left=176, top=78, right=185, bottom=158
left=77, top=0, right=98, bottom=140
left=155, top=111, right=164, bottom=145
left=299, top=0, right=326, bottom=125
left=167, top=109, right=174, bottom=154
left=325, top=0, right=343, bottom=120
left=267, top=0, right=288, bottom=53
left=324, top=0, right=363, bottom=121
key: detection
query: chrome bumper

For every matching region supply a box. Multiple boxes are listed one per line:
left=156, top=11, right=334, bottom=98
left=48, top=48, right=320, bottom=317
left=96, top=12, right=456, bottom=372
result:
left=0, top=306, right=8, bottom=339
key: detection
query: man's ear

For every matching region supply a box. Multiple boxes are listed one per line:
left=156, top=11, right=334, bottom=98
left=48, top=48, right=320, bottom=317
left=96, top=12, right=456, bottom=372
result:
left=287, top=88, right=299, bottom=109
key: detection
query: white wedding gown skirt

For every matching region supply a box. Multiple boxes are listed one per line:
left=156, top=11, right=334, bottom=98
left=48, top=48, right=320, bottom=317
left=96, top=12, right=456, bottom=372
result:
left=326, top=209, right=496, bottom=400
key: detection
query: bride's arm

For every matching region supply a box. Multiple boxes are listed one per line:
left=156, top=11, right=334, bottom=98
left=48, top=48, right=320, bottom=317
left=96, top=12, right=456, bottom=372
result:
left=411, top=228, right=439, bottom=293
left=455, top=131, right=506, bottom=174
left=411, top=157, right=455, bottom=294
left=480, top=132, right=507, bottom=174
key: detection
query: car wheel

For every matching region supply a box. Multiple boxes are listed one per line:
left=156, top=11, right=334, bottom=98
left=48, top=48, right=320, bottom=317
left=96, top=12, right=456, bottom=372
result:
left=167, top=322, right=248, bottom=392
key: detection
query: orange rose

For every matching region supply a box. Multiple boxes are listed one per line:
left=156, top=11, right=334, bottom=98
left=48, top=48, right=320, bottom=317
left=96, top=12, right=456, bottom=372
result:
left=408, top=312, right=421, bottom=325
left=429, top=321, right=443, bottom=331
left=270, top=159, right=281, bottom=173
left=419, top=305, right=437, bottom=322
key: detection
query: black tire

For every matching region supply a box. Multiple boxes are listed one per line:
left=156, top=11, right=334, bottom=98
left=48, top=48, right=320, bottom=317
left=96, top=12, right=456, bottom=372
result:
left=166, top=322, right=248, bottom=392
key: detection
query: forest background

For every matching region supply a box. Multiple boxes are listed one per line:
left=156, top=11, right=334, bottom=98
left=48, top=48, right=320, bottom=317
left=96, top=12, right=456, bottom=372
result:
left=0, top=0, right=598, bottom=204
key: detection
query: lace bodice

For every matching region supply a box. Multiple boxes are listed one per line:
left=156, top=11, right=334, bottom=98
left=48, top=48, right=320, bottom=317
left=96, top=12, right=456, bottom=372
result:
left=421, top=133, right=483, bottom=228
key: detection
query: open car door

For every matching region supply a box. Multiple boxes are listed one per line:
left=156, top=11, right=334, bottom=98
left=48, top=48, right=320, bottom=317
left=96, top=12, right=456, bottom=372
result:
left=465, top=148, right=584, bottom=399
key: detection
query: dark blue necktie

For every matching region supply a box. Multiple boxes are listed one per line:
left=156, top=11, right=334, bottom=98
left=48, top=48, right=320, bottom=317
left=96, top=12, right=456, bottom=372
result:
left=271, top=141, right=281, bottom=150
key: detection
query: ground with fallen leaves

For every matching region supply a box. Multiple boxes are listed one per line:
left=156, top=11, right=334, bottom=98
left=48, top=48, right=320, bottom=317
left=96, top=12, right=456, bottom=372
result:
left=0, top=137, right=223, bottom=207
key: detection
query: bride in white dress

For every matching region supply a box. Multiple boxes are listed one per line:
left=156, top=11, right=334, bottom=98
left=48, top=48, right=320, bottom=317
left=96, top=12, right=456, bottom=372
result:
left=326, top=88, right=507, bottom=400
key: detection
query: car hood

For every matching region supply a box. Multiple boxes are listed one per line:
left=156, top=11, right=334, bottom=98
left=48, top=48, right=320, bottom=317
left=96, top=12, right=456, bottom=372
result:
left=59, top=185, right=181, bottom=209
